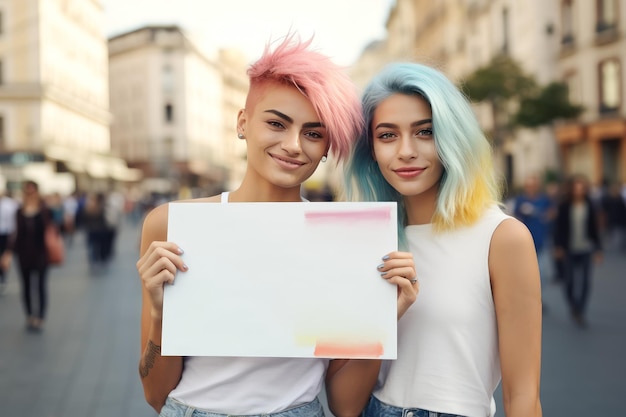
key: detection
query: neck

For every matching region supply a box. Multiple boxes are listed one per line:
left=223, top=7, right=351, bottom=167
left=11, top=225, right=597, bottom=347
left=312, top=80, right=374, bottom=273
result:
left=24, top=196, right=40, bottom=207
left=230, top=179, right=303, bottom=203
left=404, top=194, right=437, bottom=225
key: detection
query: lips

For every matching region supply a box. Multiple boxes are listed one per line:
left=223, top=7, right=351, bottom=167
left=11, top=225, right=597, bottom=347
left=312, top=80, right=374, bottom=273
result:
left=393, top=167, right=424, bottom=179
left=270, top=153, right=305, bottom=170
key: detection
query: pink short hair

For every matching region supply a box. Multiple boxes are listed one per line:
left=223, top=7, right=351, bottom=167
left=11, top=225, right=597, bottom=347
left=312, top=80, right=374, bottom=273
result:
left=246, top=33, right=363, bottom=161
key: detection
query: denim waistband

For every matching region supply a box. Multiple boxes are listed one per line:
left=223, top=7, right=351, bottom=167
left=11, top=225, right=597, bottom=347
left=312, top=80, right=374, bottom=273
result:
left=362, top=395, right=466, bottom=417
left=160, top=396, right=325, bottom=417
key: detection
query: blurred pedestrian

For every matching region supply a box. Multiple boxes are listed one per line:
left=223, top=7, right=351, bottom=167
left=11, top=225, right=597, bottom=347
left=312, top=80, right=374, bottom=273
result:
left=0, top=189, right=19, bottom=292
left=554, top=174, right=603, bottom=328
left=62, top=191, right=79, bottom=246
left=600, top=181, right=626, bottom=251
left=103, top=190, right=125, bottom=262
left=545, top=180, right=565, bottom=283
left=46, top=192, right=65, bottom=231
left=0, top=180, right=55, bottom=331
left=83, top=193, right=108, bottom=272
left=513, top=174, right=555, bottom=285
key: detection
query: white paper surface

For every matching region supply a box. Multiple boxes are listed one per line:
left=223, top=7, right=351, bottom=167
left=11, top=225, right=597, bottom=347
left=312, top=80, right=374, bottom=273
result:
left=162, top=201, right=397, bottom=359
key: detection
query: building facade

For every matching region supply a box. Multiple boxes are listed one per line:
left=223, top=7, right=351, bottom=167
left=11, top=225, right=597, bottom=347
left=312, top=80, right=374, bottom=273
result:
left=0, top=0, right=136, bottom=194
left=108, top=25, right=248, bottom=195
left=352, top=0, right=586, bottom=190
left=554, top=0, right=626, bottom=186
left=462, top=0, right=562, bottom=190
left=218, top=48, right=249, bottom=191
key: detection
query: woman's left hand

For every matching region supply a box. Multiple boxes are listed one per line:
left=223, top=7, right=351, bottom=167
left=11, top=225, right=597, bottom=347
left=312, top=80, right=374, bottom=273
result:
left=378, top=251, right=418, bottom=319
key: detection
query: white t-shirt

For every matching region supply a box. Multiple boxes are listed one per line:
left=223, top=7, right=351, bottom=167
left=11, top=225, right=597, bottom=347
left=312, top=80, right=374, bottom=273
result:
left=169, top=356, right=328, bottom=413
left=570, top=202, right=591, bottom=253
left=373, top=205, right=510, bottom=417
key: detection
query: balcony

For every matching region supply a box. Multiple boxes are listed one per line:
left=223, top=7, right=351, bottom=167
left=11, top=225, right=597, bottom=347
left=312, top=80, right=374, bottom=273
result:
left=560, top=33, right=576, bottom=57
left=598, top=103, right=620, bottom=117
left=595, top=22, right=619, bottom=46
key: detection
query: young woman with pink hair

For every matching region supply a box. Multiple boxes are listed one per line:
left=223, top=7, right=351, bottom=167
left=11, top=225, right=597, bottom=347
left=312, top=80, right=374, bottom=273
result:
left=136, top=35, right=418, bottom=417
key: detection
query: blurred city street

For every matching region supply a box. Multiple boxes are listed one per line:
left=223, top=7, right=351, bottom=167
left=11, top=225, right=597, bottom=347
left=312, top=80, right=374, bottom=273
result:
left=494, top=244, right=626, bottom=416
left=0, top=217, right=624, bottom=416
left=0, top=220, right=156, bottom=417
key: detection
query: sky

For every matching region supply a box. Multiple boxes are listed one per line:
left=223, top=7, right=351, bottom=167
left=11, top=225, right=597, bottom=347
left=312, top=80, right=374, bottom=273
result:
left=101, top=0, right=395, bottom=66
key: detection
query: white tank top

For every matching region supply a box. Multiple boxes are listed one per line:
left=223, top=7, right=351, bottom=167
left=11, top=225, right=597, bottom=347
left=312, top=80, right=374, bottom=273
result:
left=168, top=192, right=328, bottom=414
left=374, top=205, right=509, bottom=417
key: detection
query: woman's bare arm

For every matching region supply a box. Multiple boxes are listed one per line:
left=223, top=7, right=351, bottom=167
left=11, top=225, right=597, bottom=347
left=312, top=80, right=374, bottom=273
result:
left=137, top=204, right=187, bottom=413
left=490, top=219, right=543, bottom=417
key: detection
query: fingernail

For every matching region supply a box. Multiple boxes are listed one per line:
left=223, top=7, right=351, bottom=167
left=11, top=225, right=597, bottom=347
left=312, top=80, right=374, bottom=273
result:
left=182, top=264, right=188, bottom=271
left=382, top=255, right=390, bottom=261
left=377, top=263, right=384, bottom=269
left=380, top=272, right=387, bottom=276
left=178, top=247, right=184, bottom=254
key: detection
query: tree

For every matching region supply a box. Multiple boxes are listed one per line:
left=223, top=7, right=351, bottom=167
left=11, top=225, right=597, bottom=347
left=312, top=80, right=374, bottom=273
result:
left=461, top=54, right=583, bottom=146
left=515, top=82, right=584, bottom=127
left=461, top=54, right=537, bottom=104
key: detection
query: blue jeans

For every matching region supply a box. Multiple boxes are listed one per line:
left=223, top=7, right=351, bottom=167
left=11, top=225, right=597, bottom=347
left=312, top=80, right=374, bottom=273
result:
left=564, top=252, right=593, bottom=315
left=362, top=396, right=465, bottom=417
left=160, top=397, right=325, bottom=417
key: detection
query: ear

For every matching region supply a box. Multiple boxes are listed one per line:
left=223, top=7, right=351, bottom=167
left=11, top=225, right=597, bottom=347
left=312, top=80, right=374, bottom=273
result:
left=236, top=109, right=247, bottom=138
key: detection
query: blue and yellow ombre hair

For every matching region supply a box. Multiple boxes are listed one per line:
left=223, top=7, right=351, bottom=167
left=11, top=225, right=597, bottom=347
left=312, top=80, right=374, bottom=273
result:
left=344, top=62, right=502, bottom=241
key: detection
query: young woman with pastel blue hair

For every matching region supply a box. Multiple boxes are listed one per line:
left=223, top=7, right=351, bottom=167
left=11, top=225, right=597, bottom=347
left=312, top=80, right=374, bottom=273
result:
left=344, top=63, right=542, bottom=417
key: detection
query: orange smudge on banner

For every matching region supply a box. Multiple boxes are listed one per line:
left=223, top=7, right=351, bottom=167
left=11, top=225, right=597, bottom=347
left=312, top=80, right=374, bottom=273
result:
left=313, top=341, right=384, bottom=358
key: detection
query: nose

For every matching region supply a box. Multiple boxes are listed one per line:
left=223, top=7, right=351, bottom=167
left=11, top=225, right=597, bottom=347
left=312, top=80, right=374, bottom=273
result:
left=397, top=134, right=417, bottom=160
left=281, top=129, right=302, bottom=155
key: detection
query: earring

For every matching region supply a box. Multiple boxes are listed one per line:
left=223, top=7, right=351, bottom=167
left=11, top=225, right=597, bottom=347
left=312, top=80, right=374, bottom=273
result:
left=321, top=155, right=327, bottom=163
left=238, top=133, right=245, bottom=139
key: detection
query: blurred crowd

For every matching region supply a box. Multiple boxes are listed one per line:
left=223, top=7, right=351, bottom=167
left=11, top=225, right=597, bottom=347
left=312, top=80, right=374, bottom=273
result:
left=0, top=186, right=171, bottom=274
left=505, top=174, right=626, bottom=328
left=0, top=181, right=189, bottom=332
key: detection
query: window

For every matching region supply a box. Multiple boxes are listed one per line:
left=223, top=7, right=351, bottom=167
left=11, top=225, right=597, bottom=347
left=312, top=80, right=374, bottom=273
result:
left=165, top=103, right=173, bottom=123
left=598, top=59, right=621, bottom=114
left=162, top=65, right=174, bottom=92
left=564, top=72, right=581, bottom=105
left=596, top=0, right=618, bottom=32
left=561, top=0, right=575, bottom=45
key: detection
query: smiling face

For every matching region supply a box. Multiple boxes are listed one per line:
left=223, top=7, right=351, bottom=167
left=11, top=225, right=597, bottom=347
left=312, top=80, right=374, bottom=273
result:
left=237, top=82, right=329, bottom=193
left=372, top=93, right=443, bottom=209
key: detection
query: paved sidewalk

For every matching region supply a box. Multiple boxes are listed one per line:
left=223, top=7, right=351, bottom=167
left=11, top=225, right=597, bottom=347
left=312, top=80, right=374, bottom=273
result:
left=0, top=221, right=156, bottom=417
left=494, top=246, right=626, bottom=416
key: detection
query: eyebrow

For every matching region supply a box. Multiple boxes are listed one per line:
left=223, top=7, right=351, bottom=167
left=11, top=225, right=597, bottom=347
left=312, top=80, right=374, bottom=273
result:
left=264, top=109, right=325, bottom=129
left=374, top=119, right=432, bottom=130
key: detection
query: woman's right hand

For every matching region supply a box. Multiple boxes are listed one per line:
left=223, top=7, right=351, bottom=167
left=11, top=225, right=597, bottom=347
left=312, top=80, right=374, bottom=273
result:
left=136, top=241, right=188, bottom=320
